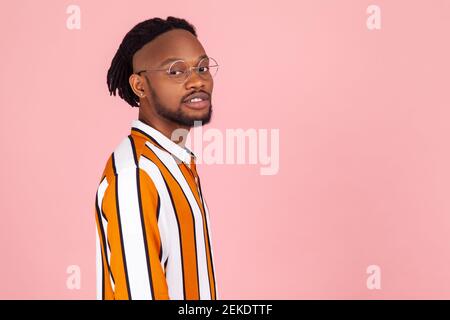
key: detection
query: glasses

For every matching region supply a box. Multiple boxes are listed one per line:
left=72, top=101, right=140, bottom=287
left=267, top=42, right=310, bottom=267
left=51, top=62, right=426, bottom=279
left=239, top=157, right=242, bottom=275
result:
left=135, top=56, right=219, bottom=83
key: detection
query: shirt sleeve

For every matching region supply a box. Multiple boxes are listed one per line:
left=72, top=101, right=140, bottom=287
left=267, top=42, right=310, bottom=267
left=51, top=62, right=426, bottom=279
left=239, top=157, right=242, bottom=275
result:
left=95, top=167, right=169, bottom=300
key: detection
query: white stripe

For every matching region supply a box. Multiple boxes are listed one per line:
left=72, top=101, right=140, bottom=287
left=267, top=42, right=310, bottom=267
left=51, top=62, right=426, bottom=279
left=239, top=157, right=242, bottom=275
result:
left=140, top=155, right=184, bottom=299
left=114, top=141, right=152, bottom=300
left=146, top=142, right=211, bottom=300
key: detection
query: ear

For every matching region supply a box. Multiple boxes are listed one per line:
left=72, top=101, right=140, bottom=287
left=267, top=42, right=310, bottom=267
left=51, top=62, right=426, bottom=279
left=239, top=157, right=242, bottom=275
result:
left=129, top=73, right=146, bottom=98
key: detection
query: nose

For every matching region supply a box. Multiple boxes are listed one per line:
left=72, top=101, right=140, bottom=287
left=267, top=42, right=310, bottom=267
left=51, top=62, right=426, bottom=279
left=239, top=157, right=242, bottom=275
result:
left=184, top=67, right=206, bottom=89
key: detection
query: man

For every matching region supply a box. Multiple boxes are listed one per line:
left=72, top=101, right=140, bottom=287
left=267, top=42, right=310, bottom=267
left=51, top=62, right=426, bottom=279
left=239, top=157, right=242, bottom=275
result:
left=94, top=17, right=219, bottom=300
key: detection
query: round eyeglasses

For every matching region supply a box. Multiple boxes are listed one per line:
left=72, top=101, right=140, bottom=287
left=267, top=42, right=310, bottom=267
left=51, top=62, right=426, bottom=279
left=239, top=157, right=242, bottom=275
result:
left=135, top=56, right=219, bottom=83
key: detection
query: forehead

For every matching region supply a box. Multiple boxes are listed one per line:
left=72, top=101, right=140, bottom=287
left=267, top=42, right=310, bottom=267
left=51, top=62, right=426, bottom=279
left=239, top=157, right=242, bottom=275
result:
left=132, top=29, right=206, bottom=68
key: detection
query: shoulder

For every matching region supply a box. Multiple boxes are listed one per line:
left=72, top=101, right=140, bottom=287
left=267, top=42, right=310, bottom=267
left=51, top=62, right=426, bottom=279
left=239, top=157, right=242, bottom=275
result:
left=112, top=134, right=149, bottom=173
left=98, top=134, right=151, bottom=185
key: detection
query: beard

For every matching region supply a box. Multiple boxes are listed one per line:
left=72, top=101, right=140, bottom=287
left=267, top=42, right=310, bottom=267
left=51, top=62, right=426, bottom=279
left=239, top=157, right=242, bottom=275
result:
left=155, top=99, right=213, bottom=127
left=147, top=78, right=212, bottom=127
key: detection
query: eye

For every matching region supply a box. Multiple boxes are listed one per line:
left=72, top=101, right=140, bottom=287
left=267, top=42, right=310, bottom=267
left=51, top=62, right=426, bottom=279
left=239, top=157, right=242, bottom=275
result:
left=168, top=70, right=184, bottom=76
left=198, top=66, right=209, bottom=73
left=168, top=61, right=188, bottom=76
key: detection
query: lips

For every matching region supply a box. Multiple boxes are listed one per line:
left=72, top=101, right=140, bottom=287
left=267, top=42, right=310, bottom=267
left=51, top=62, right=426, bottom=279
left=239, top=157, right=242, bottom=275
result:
left=183, top=91, right=210, bottom=103
left=182, top=99, right=210, bottom=110
left=182, top=91, right=211, bottom=110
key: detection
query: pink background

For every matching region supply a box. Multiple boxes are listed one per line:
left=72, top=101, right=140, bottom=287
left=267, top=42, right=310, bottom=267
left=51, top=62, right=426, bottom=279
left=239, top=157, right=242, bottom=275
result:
left=1, top=0, right=450, bottom=299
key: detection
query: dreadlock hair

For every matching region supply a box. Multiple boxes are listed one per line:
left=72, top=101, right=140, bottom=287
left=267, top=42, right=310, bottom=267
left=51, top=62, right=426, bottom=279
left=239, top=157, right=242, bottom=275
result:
left=107, top=16, right=198, bottom=108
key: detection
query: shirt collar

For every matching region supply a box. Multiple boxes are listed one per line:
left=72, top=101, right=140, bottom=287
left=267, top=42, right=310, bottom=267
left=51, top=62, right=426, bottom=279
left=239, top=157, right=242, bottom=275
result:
left=130, top=119, right=196, bottom=166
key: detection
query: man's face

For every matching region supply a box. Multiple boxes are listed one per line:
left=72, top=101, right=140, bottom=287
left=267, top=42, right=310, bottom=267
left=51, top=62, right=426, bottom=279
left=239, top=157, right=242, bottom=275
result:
left=131, top=29, right=214, bottom=127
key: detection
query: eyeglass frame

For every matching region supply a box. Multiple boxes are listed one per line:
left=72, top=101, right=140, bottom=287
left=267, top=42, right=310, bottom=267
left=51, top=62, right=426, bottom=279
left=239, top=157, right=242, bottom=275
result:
left=134, top=56, right=219, bottom=83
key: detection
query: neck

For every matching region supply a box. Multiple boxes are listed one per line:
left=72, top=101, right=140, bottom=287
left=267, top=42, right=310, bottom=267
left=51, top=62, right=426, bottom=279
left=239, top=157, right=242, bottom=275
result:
left=138, top=104, right=190, bottom=148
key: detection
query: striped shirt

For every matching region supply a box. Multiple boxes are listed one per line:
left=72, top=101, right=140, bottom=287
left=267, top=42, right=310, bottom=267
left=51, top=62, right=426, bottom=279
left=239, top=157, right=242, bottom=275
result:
left=94, top=119, right=218, bottom=300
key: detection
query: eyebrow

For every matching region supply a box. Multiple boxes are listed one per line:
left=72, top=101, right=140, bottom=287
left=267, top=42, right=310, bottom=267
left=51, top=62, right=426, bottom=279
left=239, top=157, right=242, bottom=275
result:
left=158, top=54, right=209, bottom=67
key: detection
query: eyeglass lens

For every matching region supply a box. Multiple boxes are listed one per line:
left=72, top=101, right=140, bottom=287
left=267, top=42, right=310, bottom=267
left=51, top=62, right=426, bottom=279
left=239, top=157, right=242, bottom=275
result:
left=168, top=57, right=218, bottom=82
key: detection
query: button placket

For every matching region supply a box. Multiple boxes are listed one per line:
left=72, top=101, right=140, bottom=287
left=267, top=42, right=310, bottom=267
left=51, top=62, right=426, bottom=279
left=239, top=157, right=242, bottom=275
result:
left=188, top=156, right=202, bottom=196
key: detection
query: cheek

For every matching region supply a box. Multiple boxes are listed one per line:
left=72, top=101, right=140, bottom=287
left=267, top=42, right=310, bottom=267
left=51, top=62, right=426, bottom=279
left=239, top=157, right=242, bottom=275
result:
left=153, top=83, right=184, bottom=106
